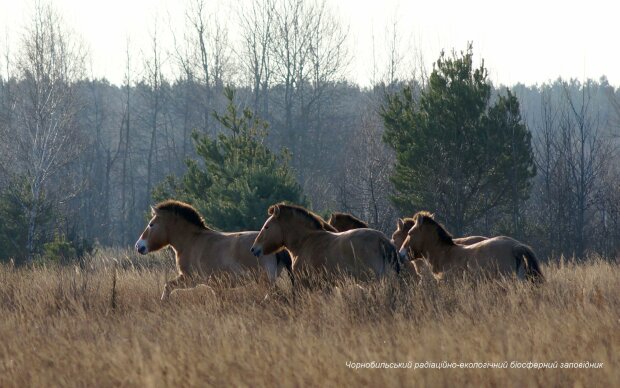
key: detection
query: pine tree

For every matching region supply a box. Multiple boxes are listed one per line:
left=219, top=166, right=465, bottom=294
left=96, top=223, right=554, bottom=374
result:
left=154, top=87, right=306, bottom=231
left=381, top=44, right=535, bottom=235
left=0, top=178, right=53, bottom=262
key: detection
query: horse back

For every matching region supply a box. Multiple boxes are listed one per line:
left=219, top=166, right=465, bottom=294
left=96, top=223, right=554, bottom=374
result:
left=454, top=235, right=488, bottom=245
left=182, top=230, right=267, bottom=276
left=333, top=228, right=396, bottom=276
left=463, top=235, right=518, bottom=249
left=460, top=236, right=527, bottom=275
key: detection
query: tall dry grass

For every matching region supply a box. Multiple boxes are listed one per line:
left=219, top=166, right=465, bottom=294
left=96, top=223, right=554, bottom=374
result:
left=0, top=249, right=618, bottom=387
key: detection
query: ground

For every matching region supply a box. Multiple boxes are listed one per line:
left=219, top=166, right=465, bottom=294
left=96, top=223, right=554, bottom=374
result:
left=0, top=249, right=617, bottom=387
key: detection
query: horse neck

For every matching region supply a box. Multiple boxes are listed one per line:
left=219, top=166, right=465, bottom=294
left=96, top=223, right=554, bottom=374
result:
left=421, top=235, right=457, bottom=272
left=166, top=221, right=211, bottom=255
left=281, top=218, right=327, bottom=256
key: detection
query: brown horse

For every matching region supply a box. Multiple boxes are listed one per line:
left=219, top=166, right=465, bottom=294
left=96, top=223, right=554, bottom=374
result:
left=327, top=212, right=369, bottom=232
left=135, top=200, right=293, bottom=300
left=250, top=203, right=401, bottom=281
left=398, top=211, right=544, bottom=282
left=391, top=217, right=488, bottom=281
left=325, top=212, right=426, bottom=280
left=391, top=217, right=488, bottom=261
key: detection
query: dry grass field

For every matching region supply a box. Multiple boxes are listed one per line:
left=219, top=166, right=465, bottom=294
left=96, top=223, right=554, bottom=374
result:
left=0, top=249, right=618, bottom=387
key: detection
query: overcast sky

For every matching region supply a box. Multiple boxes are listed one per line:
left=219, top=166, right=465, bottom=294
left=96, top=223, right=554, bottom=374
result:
left=1, top=0, right=618, bottom=87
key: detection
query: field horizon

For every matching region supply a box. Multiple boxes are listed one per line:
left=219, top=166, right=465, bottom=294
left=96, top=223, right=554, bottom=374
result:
left=0, top=249, right=617, bottom=387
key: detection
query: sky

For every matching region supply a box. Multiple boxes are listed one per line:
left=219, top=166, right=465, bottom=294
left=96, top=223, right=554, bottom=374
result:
left=0, top=0, right=618, bottom=87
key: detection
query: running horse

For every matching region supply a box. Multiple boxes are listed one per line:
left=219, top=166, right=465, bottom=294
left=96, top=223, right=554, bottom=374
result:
left=325, top=212, right=424, bottom=279
left=391, top=216, right=487, bottom=260
left=398, top=211, right=544, bottom=282
left=250, top=203, right=401, bottom=282
left=135, top=200, right=293, bottom=300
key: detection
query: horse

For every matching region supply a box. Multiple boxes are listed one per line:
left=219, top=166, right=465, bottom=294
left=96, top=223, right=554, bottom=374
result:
left=327, top=212, right=369, bottom=232
left=250, top=203, right=401, bottom=283
left=391, top=216, right=488, bottom=281
left=398, top=211, right=544, bottom=282
left=391, top=217, right=488, bottom=261
left=135, top=200, right=294, bottom=300
left=325, top=212, right=426, bottom=281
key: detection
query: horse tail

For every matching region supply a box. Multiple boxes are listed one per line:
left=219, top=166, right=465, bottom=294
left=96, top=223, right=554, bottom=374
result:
left=380, top=238, right=401, bottom=275
left=516, top=245, right=545, bottom=283
left=276, top=250, right=295, bottom=287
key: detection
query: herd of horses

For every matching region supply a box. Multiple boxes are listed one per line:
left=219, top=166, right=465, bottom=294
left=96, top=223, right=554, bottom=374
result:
left=135, top=200, right=544, bottom=300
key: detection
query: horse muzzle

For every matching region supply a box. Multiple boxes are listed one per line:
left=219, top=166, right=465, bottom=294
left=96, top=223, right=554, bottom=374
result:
left=250, top=246, right=262, bottom=257
left=135, top=240, right=148, bottom=255
left=398, top=248, right=408, bottom=260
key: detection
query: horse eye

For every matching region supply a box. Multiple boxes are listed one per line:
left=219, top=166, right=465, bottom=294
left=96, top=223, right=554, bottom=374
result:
left=265, top=225, right=269, bottom=230
left=149, top=223, right=154, bottom=228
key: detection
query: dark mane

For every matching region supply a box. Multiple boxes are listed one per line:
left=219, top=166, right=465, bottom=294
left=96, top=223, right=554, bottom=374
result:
left=400, top=217, right=415, bottom=231
left=269, top=203, right=337, bottom=232
left=155, top=200, right=209, bottom=230
left=329, top=212, right=368, bottom=230
left=413, top=211, right=455, bottom=245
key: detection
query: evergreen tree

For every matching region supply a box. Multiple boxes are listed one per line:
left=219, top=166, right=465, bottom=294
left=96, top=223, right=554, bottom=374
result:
left=154, top=87, right=306, bottom=231
left=381, top=44, right=535, bottom=235
left=0, top=178, right=53, bottom=262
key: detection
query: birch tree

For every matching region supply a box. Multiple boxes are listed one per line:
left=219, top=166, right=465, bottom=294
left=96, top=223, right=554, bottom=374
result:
left=0, top=3, right=86, bottom=263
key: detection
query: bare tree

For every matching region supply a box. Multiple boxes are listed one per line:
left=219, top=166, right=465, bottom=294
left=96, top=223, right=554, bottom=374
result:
left=239, top=0, right=276, bottom=116
left=532, top=81, right=613, bottom=257
left=608, top=81, right=620, bottom=138
left=271, top=0, right=312, bottom=148
left=531, top=87, right=560, bottom=252
left=0, top=35, right=16, bottom=170
left=339, top=108, right=396, bottom=233
left=186, top=0, right=233, bottom=135
left=270, top=0, right=349, bottom=198
left=368, top=6, right=408, bottom=89
left=169, top=15, right=198, bottom=165
left=119, top=39, right=136, bottom=244
left=306, top=0, right=349, bottom=142
left=0, top=3, right=86, bottom=263
left=598, top=159, right=620, bottom=256
left=384, top=9, right=403, bottom=87
left=561, top=81, right=611, bottom=256
left=142, top=21, right=165, bottom=208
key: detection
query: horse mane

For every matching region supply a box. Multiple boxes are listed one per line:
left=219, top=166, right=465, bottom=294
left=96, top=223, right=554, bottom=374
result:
left=413, top=211, right=455, bottom=245
left=269, top=203, right=337, bottom=232
left=155, top=200, right=209, bottom=230
left=329, top=212, right=368, bottom=229
left=399, top=217, right=415, bottom=231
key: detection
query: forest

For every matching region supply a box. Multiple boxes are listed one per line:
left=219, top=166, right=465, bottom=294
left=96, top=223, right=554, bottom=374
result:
left=1, top=0, right=619, bottom=264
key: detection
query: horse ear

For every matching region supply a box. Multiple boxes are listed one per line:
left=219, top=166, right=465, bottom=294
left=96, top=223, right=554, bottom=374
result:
left=150, top=205, right=157, bottom=215
left=269, top=204, right=280, bottom=217
left=397, top=218, right=404, bottom=229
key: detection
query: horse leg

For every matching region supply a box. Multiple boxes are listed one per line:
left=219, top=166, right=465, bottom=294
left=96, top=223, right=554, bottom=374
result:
left=404, top=260, right=422, bottom=284
left=256, top=256, right=280, bottom=303
left=275, top=252, right=295, bottom=287
left=261, top=255, right=279, bottom=284
left=258, top=257, right=278, bottom=303
left=290, top=270, right=315, bottom=305
left=161, top=273, right=195, bottom=301
left=268, top=252, right=296, bottom=304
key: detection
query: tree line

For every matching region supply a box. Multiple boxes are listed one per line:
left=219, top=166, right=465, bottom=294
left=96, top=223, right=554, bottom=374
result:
left=0, top=1, right=619, bottom=264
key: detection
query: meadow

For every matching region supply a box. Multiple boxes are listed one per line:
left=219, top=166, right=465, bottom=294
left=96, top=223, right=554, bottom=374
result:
left=0, top=249, right=617, bottom=387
